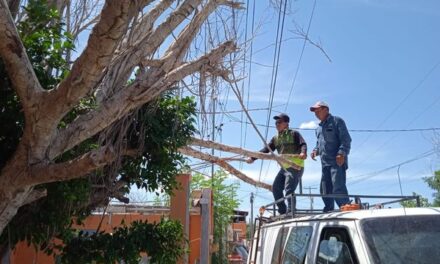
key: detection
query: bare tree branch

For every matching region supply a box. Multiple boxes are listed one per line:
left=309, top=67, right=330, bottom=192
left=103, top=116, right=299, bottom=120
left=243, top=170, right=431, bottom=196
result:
left=31, top=146, right=117, bottom=185
left=23, top=189, right=47, bottom=205
left=49, top=41, right=236, bottom=158
left=189, top=137, right=302, bottom=170
left=128, top=0, right=175, bottom=45
left=0, top=0, right=241, bottom=236
left=162, top=0, right=243, bottom=69
left=47, top=0, right=134, bottom=118
left=74, top=14, right=100, bottom=36
left=290, top=23, right=332, bottom=63
left=179, top=146, right=272, bottom=190
left=94, top=0, right=178, bottom=102
left=95, top=0, right=202, bottom=102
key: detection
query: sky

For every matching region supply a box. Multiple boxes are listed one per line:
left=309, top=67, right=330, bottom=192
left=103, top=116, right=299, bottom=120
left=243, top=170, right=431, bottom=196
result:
left=190, top=0, right=440, bottom=215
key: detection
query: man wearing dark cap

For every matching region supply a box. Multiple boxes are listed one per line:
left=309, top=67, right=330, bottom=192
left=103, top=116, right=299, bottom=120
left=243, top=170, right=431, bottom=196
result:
left=309, top=101, right=351, bottom=212
left=247, top=113, right=307, bottom=214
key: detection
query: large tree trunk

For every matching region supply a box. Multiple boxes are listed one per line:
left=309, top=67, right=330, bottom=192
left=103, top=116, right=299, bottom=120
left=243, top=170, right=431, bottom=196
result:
left=0, top=0, right=240, bottom=236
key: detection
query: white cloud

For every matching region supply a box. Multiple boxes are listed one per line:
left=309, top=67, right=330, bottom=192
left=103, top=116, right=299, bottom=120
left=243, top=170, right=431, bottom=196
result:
left=299, top=120, right=319, bottom=129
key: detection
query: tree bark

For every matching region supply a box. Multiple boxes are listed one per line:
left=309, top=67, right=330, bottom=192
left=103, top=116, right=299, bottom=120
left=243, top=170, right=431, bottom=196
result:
left=189, top=137, right=302, bottom=170
left=0, top=0, right=241, bottom=235
left=179, top=146, right=272, bottom=191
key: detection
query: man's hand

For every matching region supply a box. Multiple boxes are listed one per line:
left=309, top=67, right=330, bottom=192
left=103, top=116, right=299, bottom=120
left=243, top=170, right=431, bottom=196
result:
left=336, top=154, right=345, bottom=166
left=246, top=158, right=255, bottom=164
left=299, top=153, right=307, bottom=160
left=311, top=150, right=318, bottom=161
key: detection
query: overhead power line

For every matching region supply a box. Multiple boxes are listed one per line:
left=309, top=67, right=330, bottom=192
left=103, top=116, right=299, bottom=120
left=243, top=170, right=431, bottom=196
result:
left=229, top=120, right=440, bottom=133
left=243, top=0, right=257, bottom=152
left=258, top=0, right=288, bottom=184
left=351, top=90, right=440, bottom=169
left=354, top=59, right=440, bottom=151
left=343, top=128, right=440, bottom=132
left=349, top=149, right=437, bottom=185
left=284, top=0, right=317, bottom=112
left=305, top=149, right=437, bottom=190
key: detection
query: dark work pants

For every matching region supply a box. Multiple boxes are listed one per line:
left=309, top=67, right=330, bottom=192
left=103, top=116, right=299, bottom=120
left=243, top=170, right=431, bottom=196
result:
left=272, top=167, right=304, bottom=214
left=320, top=165, right=350, bottom=212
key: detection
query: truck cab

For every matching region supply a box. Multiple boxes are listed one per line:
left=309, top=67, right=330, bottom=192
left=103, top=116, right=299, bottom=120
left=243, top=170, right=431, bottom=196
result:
left=248, top=207, right=440, bottom=264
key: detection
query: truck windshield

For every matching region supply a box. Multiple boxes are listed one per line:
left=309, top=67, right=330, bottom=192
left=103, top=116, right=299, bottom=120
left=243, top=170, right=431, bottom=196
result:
left=361, top=215, right=440, bottom=264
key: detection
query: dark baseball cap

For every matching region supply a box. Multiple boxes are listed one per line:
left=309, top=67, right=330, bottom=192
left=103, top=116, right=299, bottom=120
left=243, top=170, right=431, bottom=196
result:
left=273, top=113, right=290, bottom=123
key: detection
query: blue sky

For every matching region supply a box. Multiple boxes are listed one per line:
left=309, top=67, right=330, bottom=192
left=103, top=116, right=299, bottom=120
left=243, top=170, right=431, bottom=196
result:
left=194, top=0, right=440, bottom=213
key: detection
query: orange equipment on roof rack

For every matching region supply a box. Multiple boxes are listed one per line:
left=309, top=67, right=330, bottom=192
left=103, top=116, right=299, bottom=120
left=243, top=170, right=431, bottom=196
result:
left=341, top=203, right=361, bottom=211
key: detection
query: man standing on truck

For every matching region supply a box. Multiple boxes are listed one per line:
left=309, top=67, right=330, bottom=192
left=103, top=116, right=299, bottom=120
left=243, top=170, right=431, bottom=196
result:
left=310, top=101, right=351, bottom=212
left=247, top=113, right=307, bottom=214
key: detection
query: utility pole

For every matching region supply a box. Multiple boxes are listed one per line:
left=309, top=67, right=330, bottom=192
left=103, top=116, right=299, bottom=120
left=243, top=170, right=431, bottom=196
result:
left=200, top=189, right=211, bottom=264
left=304, top=187, right=317, bottom=211
left=211, top=94, right=216, bottom=180
left=211, top=93, right=217, bottom=262
left=250, top=192, right=254, bottom=238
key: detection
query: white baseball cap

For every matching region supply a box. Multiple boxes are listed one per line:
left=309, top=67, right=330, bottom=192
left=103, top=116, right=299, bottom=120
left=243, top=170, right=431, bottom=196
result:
left=310, top=101, right=329, bottom=111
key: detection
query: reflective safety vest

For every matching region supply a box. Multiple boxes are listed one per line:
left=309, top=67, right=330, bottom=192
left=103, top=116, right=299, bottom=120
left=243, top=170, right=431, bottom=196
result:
left=274, top=129, right=304, bottom=169
left=280, top=154, right=304, bottom=169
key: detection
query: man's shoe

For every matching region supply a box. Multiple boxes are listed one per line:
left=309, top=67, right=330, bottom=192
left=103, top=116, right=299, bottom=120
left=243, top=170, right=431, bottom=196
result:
left=323, top=207, right=334, bottom=213
left=278, top=210, right=287, bottom=215
left=285, top=211, right=296, bottom=217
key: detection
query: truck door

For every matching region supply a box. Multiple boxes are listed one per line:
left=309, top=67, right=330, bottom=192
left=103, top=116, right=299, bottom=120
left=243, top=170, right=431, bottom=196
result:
left=280, top=225, right=314, bottom=264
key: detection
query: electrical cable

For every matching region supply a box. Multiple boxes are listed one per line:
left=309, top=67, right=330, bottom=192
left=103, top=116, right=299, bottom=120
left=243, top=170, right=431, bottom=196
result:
left=353, top=91, right=440, bottom=168
left=258, top=0, right=288, bottom=184
left=353, top=60, right=440, bottom=152
left=284, top=0, right=317, bottom=112
left=228, top=119, right=440, bottom=133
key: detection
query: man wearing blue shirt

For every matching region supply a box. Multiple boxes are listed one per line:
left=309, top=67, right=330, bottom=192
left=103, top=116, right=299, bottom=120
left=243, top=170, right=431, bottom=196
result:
left=310, top=101, right=351, bottom=212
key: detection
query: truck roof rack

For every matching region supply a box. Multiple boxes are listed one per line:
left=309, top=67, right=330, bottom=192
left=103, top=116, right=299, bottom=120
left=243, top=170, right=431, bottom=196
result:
left=249, top=193, right=422, bottom=264
left=259, top=193, right=421, bottom=221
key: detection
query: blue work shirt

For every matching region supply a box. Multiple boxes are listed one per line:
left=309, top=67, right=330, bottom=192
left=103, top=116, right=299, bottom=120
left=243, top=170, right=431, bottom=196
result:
left=314, top=114, right=352, bottom=168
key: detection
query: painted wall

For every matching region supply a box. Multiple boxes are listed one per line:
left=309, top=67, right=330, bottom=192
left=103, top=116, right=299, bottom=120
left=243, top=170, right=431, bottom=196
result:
left=10, top=175, right=214, bottom=264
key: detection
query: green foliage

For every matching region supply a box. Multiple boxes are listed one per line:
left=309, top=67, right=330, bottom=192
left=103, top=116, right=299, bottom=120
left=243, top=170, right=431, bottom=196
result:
left=153, top=194, right=171, bottom=206
left=400, top=192, right=431, bottom=208
left=423, top=170, right=440, bottom=206
left=0, top=179, right=91, bottom=254
left=0, top=0, right=74, bottom=168
left=0, top=0, right=195, bottom=262
left=401, top=170, right=440, bottom=207
left=0, top=79, right=23, bottom=168
left=17, top=0, right=73, bottom=89
left=60, top=219, right=185, bottom=264
left=191, top=170, right=240, bottom=264
left=121, top=94, right=196, bottom=195
left=0, top=0, right=89, bottom=254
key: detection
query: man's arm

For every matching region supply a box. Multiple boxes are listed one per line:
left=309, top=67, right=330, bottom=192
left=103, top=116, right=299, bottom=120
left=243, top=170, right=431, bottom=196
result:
left=311, top=129, right=319, bottom=160
left=336, top=117, right=352, bottom=156
left=247, top=137, right=276, bottom=163
left=258, top=136, right=276, bottom=154
left=294, top=131, right=307, bottom=159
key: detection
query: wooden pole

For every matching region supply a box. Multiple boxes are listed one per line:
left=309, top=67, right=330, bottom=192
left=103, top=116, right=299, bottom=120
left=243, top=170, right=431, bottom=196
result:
left=200, top=188, right=212, bottom=264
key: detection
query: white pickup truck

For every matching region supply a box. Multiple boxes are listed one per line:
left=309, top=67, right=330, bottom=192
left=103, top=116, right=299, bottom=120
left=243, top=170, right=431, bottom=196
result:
left=248, top=207, right=440, bottom=264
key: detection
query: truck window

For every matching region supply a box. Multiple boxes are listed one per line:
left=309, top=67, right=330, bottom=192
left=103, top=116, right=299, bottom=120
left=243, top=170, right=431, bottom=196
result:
left=317, top=227, right=358, bottom=264
left=271, top=227, right=289, bottom=264
left=282, top=226, right=313, bottom=264
left=361, top=215, right=440, bottom=264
